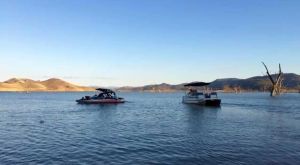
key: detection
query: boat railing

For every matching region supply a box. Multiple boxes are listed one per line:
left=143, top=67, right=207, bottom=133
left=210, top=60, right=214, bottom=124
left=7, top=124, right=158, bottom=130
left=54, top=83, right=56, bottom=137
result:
left=210, top=92, right=218, bottom=98
left=185, top=89, right=218, bottom=98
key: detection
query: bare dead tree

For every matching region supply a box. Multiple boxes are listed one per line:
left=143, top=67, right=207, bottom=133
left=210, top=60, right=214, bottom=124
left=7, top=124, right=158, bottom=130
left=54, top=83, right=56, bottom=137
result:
left=262, top=62, right=283, bottom=96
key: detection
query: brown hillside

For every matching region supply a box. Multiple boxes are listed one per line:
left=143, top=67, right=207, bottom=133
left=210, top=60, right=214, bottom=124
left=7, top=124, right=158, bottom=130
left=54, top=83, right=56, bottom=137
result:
left=0, top=78, right=94, bottom=92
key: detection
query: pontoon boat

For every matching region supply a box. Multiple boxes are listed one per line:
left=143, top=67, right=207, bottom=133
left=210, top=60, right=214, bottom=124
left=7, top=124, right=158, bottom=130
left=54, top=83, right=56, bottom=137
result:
left=182, top=82, right=221, bottom=106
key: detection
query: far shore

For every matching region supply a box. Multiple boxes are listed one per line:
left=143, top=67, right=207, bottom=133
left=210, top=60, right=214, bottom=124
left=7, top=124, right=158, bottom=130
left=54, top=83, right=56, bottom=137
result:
left=0, top=90, right=299, bottom=94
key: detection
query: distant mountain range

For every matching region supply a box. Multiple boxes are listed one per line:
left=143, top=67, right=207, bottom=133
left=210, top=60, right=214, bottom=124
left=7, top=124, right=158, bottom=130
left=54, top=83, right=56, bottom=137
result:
left=1, top=73, right=299, bottom=92
left=0, top=78, right=94, bottom=92
left=117, top=73, right=300, bottom=92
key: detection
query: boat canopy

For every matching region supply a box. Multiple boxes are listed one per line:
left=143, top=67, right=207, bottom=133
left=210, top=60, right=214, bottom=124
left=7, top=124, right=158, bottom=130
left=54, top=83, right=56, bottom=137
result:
left=96, top=88, right=115, bottom=93
left=184, top=82, right=210, bottom=87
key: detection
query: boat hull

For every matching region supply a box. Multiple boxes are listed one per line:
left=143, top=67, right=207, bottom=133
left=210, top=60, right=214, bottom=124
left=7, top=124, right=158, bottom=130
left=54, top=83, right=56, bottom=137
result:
left=76, top=99, right=125, bottom=104
left=182, top=96, right=221, bottom=106
left=204, top=99, right=221, bottom=106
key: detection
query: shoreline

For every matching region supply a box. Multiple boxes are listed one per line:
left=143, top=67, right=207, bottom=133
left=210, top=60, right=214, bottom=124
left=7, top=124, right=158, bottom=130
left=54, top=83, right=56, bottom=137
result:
left=1, top=90, right=298, bottom=94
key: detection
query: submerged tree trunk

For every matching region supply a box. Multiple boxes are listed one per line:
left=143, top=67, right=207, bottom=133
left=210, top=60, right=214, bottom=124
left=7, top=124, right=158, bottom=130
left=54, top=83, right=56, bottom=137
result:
left=262, top=62, right=283, bottom=96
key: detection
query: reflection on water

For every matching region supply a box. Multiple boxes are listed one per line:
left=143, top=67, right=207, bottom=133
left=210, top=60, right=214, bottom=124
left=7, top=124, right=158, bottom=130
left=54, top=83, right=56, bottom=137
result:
left=0, top=92, right=299, bottom=164
left=183, top=104, right=221, bottom=136
left=184, top=104, right=220, bottom=121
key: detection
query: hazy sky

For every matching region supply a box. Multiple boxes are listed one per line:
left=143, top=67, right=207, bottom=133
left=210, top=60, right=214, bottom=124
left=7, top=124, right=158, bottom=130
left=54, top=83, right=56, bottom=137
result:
left=0, top=0, right=299, bottom=86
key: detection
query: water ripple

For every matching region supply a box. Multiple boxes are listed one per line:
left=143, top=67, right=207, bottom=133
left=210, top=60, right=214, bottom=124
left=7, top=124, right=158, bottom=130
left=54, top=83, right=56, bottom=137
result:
left=0, top=92, right=299, bottom=164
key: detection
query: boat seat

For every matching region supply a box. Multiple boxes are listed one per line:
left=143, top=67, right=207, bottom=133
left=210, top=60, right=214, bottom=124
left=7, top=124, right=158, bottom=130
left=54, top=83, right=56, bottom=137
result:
left=204, top=93, right=211, bottom=98
left=211, top=92, right=217, bottom=95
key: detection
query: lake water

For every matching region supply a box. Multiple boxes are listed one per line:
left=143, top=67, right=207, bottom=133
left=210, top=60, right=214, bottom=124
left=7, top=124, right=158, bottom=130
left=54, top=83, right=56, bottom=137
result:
left=0, top=92, right=299, bottom=164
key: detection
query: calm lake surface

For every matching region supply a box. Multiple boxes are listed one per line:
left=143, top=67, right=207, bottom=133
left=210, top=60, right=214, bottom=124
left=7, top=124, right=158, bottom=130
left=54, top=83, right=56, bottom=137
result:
left=0, top=92, right=299, bottom=164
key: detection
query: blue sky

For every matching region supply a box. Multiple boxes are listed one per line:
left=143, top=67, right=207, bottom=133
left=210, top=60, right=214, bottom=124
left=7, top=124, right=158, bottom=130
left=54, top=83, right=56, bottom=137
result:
left=0, top=0, right=299, bottom=86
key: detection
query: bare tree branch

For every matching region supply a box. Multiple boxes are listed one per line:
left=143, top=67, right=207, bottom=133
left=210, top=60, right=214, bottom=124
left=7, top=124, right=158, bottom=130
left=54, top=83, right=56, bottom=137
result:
left=276, top=63, right=282, bottom=83
left=262, top=62, right=275, bottom=85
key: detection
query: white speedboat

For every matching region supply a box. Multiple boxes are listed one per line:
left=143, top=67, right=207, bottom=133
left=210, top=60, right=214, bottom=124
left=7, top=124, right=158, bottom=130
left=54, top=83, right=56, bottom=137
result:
left=182, top=82, right=221, bottom=106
